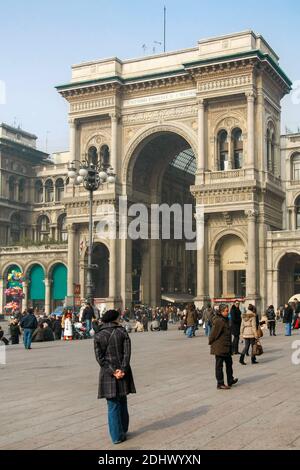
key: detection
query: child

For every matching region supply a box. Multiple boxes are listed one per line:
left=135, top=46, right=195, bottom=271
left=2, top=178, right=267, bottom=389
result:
left=63, top=313, right=73, bottom=340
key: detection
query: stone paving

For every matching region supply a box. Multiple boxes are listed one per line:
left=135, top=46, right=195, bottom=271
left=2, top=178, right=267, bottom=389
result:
left=0, top=323, right=300, bottom=450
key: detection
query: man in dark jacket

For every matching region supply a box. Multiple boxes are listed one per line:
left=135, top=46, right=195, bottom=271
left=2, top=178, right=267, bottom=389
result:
left=266, top=305, right=276, bottom=336
left=20, top=308, right=38, bottom=349
left=283, top=303, right=293, bottom=336
left=94, top=309, right=136, bottom=444
left=82, top=303, right=95, bottom=336
left=230, top=301, right=242, bottom=354
left=209, top=304, right=238, bottom=390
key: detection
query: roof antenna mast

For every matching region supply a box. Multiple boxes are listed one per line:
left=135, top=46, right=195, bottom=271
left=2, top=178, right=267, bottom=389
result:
left=164, top=5, right=166, bottom=52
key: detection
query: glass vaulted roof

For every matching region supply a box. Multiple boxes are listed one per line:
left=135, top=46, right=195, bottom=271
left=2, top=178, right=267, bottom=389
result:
left=170, top=148, right=196, bottom=175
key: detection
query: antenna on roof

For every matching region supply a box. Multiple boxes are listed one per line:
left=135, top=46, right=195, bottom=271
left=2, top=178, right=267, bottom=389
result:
left=45, top=131, right=50, bottom=153
left=142, top=44, right=147, bottom=55
left=163, top=6, right=166, bottom=52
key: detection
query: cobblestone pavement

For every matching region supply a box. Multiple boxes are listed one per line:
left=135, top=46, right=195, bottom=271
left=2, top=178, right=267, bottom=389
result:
left=0, top=323, right=300, bottom=450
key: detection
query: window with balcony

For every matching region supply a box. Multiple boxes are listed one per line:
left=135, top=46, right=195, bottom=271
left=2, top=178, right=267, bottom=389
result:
left=100, top=144, right=110, bottom=170
left=218, top=130, right=228, bottom=171
left=57, top=214, right=68, bottom=242
left=8, top=176, right=16, bottom=201
left=45, top=179, right=54, bottom=203
left=35, top=180, right=43, bottom=203
left=233, top=128, right=243, bottom=169
left=37, top=215, right=50, bottom=241
left=55, top=178, right=64, bottom=202
left=10, top=213, right=21, bottom=243
left=88, top=146, right=98, bottom=166
left=292, top=153, right=300, bottom=181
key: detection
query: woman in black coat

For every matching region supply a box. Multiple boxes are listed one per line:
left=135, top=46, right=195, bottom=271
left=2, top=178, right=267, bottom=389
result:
left=9, top=320, right=22, bottom=344
left=94, top=310, right=136, bottom=444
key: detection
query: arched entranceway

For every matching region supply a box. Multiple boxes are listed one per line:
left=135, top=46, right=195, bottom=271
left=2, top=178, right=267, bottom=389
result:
left=127, top=130, right=196, bottom=306
left=28, top=264, right=45, bottom=312
left=214, top=234, right=246, bottom=299
left=51, top=263, right=67, bottom=310
left=278, top=252, right=300, bottom=306
left=90, top=243, right=109, bottom=299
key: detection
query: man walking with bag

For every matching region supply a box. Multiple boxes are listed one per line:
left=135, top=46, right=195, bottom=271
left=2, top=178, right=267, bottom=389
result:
left=94, top=309, right=136, bottom=444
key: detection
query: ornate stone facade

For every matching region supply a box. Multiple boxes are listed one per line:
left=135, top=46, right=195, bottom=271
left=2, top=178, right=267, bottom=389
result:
left=1, top=30, right=298, bottom=313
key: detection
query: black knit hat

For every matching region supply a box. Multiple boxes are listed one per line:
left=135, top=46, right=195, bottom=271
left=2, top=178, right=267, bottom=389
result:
left=102, top=309, right=120, bottom=323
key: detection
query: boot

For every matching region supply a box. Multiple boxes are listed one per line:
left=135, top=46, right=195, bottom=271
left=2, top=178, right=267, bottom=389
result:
left=251, top=356, right=258, bottom=364
left=239, top=354, right=246, bottom=365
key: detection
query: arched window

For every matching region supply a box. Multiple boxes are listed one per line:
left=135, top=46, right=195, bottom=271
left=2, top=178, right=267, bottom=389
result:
left=292, top=153, right=300, bottom=181
left=218, top=130, right=228, bottom=171
left=267, top=125, right=276, bottom=173
left=45, top=179, right=54, bottom=203
left=10, top=213, right=21, bottom=243
left=57, top=214, right=68, bottom=242
left=100, top=145, right=110, bottom=169
left=232, top=128, right=243, bottom=169
left=55, top=178, right=64, bottom=202
left=37, top=215, right=50, bottom=241
left=19, top=179, right=25, bottom=202
left=8, top=176, right=15, bottom=201
left=296, top=197, right=300, bottom=230
left=35, top=180, right=43, bottom=203
left=88, top=146, right=98, bottom=166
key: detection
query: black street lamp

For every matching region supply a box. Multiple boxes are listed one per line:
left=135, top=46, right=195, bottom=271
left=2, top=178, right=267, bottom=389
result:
left=67, top=158, right=115, bottom=304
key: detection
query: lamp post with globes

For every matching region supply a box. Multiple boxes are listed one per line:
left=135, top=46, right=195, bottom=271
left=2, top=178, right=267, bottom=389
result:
left=67, top=158, right=116, bottom=304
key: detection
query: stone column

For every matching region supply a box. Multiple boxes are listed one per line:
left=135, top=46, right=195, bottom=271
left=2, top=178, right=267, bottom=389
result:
left=197, top=99, right=205, bottom=176
left=67, top=224, right=75, bottom=299
left=227, top=131, right=233, bottom=170
left=69, top=119, right=76, bottom=162
left=141, top=245, right=151, bottom=305
left=22, top=281, right=28, bottom=312
left=208, top=254, right=216, bottom=301
left=79, top=260, right=85, bottom=301
left=150, top=239, right=161, bottom=306
left=110, top=112, right=119, bottom=177
left=246, top=92, right=255, bottom=168
left=0, top=277, right=4, bottom=314
left=195, top=210, right=208, bottom=306
left=246, top=210, right=258, bottom=302
left=109, top=238, right=116, bottom=301
left=44, top=278, right=51, bottom=315
left=272, top=269, right=279, bottom=310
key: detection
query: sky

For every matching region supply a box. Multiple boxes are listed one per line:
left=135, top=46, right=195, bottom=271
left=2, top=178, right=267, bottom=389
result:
left=0, top=0, right=300, bottom=153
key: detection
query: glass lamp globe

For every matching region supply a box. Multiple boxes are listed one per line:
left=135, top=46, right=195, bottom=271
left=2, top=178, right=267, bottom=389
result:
left=99, top=171, right=108, bottom=181
left=68, top=169, right=76, bottom=179
left=76, top=175, right=83, bottom=184
left=107, top=175, right=115, bottom=183
left=69, top=177, right=76, bottom=185
left=79, top=167, right=88, bottom=177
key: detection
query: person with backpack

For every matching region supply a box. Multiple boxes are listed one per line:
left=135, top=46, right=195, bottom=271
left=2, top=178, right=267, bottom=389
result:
left=266, top=305, right=276, bottom=336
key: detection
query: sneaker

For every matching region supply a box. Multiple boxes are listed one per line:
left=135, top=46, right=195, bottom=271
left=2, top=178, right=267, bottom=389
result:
left=228, top=378, right=238, bottom=386
left=217, top=384, right=231, bottom=390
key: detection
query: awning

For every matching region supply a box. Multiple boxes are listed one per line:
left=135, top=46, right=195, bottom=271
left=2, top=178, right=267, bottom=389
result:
left=161, top=293, right=195, bottom=304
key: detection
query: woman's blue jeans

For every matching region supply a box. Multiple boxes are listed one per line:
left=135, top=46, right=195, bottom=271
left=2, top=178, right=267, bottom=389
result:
left=106, top=396, right=129, bottom=443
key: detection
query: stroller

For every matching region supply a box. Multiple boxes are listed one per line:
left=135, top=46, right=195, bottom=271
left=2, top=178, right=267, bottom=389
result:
left=73, top=322, right=89, bottom=340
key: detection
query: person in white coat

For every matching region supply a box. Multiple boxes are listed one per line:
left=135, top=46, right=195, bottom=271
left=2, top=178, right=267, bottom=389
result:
left=63, top=314, right=73, bottom=341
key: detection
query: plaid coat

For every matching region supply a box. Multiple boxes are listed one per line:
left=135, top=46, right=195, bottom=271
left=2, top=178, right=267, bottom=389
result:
left=94, top=322, right=136, bottom=399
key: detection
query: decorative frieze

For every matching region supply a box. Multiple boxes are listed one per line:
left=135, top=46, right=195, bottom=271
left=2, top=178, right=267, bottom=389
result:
left=197, top=74, right=252, bottom=93
left=122, top=105, right=198, bottom=125
left=70, top=96, right=115, bottom=113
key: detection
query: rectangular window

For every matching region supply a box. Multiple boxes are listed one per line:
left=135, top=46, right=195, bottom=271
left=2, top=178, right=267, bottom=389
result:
left=294, top=163, right=300, bottom=180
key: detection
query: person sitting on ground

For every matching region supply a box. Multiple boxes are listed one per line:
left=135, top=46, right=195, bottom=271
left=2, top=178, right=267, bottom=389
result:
left=134, top=320, right=144, bottom=332
left=0, top=326, right=9, bottom=345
